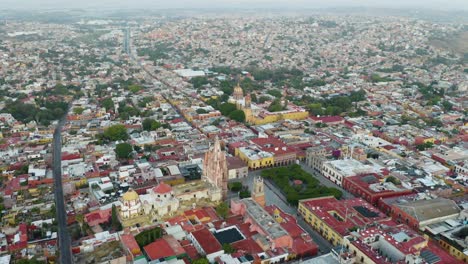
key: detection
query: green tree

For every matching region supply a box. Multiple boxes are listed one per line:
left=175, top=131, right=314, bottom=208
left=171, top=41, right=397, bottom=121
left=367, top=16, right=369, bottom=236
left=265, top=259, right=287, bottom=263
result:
left=349, top=89, right=366, bottom=102
left=104, top=124, right=128, bottom=141
left=222, top=243, right=236, bottom=253
left=250, top=93, right=258, bottom=103
left=268, top=99, right=286, bottom=112
left=307, top=103, right=323, bottom=116
left=192, top=258, right=209, bottom=264
left=190, top=76, right=209, bottom=88
left=219, top=103, right=237, bottom=116
left=267, top=89, right=282, bottom=98
left=111, top=204, right=122, bottom=231
left=76, top=214, right=84, bottom=236
left=73, top=107, right=85, bottom=115
left=228, top=182, right=243, bottom=192
left=102, top=98, right=114, bottom=111
left=258, top=96, right=270, bottom=103
left=229, top=110, right=246, bottom=122
left=216, top=202, right=229, bottom=219
left=196, top=108, right=208, bottom=114
left=16, top=258, right=45, bottom=264
left=142, top=118, right=161, bottom=131
left=135, top=226, right=163, bottom=247
left=115, top=143, right=133, bottom=159
left=128, top=84, right=142, bottom=93
left=239, top=186, right=251, bottom=199
left=442, top=100, right=453, bottom=111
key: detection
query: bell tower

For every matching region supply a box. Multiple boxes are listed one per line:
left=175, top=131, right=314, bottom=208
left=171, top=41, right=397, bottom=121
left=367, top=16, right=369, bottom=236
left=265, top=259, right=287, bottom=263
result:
left=252, top=177, right=265, bottom=207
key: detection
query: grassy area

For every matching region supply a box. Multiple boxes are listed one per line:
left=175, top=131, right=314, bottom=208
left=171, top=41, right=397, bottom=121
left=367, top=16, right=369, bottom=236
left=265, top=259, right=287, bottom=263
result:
left=261, top=164, right=342, bottom=206
left=135, top=226, right=163, bottom=248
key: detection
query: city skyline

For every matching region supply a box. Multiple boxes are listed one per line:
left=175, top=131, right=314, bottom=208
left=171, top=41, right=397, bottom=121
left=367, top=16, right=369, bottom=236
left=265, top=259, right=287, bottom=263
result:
left=2, top=0, right=468, bottom=10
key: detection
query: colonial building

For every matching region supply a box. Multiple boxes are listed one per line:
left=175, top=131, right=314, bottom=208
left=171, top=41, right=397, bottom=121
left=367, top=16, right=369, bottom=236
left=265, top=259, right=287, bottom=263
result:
left=203, top=136, right=228, bottom=199
left=119, top=137, right=229, bottom=227
left=119, top=189, right=150, bottom=228
left=252, top=176, right=265, bottom=207
left=229, top=84, right=309, bottom=125
left=298, top=196, right=388, bottom=246
left=140, top=182, right=180, bottom=222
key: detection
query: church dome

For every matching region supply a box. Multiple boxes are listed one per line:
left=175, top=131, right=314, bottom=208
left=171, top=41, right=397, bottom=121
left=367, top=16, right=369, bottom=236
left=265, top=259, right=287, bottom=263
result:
left=122, top=189, right=139, bottom=201
left=233, top=83, right=244, bottom=100
left=153, top=182, right=172, bottom=194
left=234, top=84, right=242, bottom=93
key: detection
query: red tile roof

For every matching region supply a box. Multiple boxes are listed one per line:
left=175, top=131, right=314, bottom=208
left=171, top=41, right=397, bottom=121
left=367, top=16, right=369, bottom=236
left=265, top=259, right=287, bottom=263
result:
left=250, top=137, right=295, bottom=156
left=121, top=234, right=141, bottom=256
left=300, top=197, right=388, bottom=236
left=153, top=182, right=172, bottom=194
left=184, top=207, right=220, bottom=224
left=190, top=228, right=222, bottom=254
left=143, top=235, right=185, bottom=261
left=232, top=238, right=263, bottom=254
left=85, top=209, right=111, bottom=227
left=226, top=156, right=247, bottom=170
left=310, top=116, right=344, bottom=123
left=182, top=244, right=200, bottom=260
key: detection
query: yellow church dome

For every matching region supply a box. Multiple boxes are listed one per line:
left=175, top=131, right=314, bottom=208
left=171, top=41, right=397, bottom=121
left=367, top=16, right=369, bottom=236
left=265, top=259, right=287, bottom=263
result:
left=234, top=83, right=242, bottom=93
left=122, top=189, right=139, bottom=201
left=233, top=83, right=244, bottom=100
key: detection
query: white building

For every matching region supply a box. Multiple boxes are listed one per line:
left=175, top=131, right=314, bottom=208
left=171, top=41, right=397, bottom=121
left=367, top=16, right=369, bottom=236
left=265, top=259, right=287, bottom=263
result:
left=321, top=159, right=374, bottom=186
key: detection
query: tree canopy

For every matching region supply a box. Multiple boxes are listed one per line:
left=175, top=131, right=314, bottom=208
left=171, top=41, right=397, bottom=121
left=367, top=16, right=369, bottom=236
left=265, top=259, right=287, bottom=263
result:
left=228, top=110, right=246, bottom=122
left=101, top=98, right=114, bottom=111
left=111, top=204, right=122, bottom=231
left=261, top=164, right=342, bottom=205
left=192, top=258, right=209, bottom=264
left=216, top=202, right=229, bottom=219
left=115, top=143, right=133, bottom=159
left=104, top=124, right=129, bottom=141
left=135, top=226, right=163, bottom=248
left=222, top=243, right=236, bottom=253
left=142, top=118, right=162, bottom=131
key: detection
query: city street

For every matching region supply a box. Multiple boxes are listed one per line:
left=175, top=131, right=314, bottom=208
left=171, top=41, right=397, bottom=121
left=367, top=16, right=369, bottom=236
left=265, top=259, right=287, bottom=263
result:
left=228, top=164, right=340, bottom=254
left=53, top=118, right=72, bottom=264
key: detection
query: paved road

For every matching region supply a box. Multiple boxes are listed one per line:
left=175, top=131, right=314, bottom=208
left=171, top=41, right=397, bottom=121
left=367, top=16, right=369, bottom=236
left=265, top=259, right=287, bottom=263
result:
left=53, top=119, right=72, bottom=264
left=232, top=169, right=334, bottom=254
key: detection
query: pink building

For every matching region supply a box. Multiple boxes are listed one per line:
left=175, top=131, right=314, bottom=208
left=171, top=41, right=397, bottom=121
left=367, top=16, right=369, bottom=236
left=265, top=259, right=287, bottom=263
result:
left=231, top=198, right=293, bottom=249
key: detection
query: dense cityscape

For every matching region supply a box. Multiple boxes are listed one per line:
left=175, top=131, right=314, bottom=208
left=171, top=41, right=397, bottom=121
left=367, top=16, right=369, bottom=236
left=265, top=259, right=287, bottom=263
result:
left=0, top=6, right=467, bottom=264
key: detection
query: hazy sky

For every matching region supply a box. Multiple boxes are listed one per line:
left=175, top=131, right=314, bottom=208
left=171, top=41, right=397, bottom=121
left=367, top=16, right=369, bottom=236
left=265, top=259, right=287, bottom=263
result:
left=2, top=0, right=468, bottom=11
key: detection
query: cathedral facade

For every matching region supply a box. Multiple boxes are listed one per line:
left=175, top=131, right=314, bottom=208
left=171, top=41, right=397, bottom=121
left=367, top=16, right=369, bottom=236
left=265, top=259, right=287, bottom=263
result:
left=118, top=137, right=229, bottom=227
left=228, top=83, right=309, bottom=125
left=202, top=136, right=228, bottom=199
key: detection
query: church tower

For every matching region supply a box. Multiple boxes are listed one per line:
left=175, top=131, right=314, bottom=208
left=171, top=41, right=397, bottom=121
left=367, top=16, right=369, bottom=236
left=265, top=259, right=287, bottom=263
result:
left=252, top=177, right=265, bottom=207
left=244, top=93, right=251, bottom=108
left=203, top=137, right=228, bottom=199
left=233, top=83, right=244, bottom=100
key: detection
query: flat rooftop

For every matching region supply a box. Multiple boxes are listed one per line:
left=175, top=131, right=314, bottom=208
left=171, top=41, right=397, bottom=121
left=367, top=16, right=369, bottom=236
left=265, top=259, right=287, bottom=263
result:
left=214, top=227, right=245, bottom=245
left=326, top=159, right=373, bottom=177
left=242, top=199, right=289, bottom=239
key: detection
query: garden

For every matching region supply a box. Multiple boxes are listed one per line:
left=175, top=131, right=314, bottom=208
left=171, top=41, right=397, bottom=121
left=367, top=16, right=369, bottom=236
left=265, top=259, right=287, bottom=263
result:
left=261, top=164, right=342, bottom=205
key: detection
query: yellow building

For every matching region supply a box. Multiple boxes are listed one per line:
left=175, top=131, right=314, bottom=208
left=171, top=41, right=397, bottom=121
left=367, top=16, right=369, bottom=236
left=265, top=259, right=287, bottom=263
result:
left=438, top=227, right=468, bottom=263
left=237, top=146, right=274, bottom=170
left=244, top=108, right=309, bottom=125
left=229, top=84, right=309, bottom=125
left=438, top=239, right=468, bottom=263
left=298, top=199, right=344, bottom=246
left=298, top=196, right=388, bottom=247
